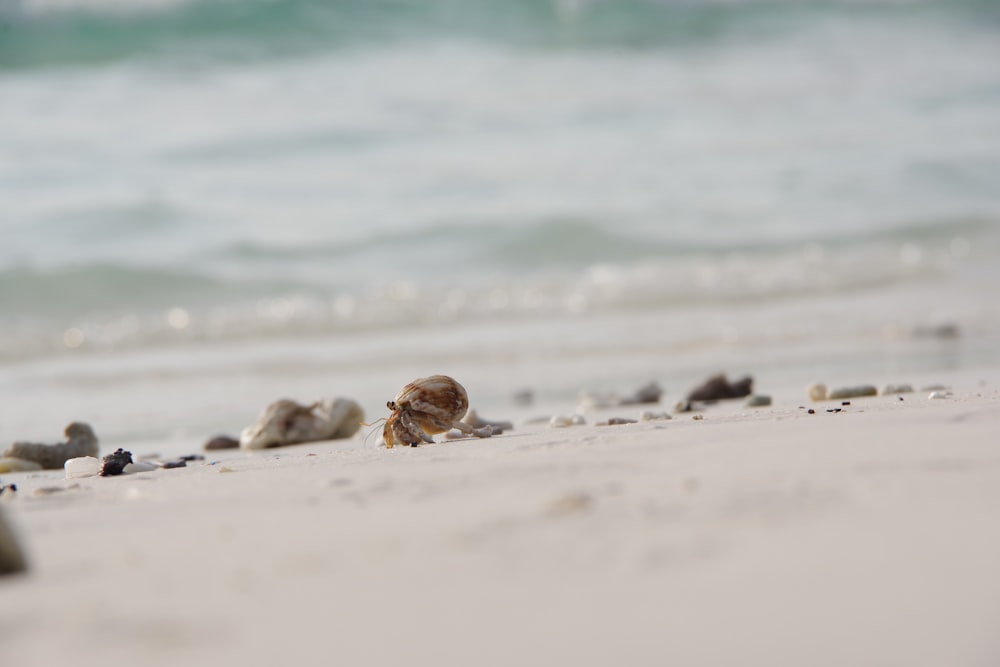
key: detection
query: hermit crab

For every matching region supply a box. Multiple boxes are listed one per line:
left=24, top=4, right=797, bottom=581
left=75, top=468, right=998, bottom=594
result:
left=381, top=375, right=495, bottom=448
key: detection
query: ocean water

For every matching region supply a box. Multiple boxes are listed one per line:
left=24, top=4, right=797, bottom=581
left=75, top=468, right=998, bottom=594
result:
left=2, top=0, right=999, bottom=447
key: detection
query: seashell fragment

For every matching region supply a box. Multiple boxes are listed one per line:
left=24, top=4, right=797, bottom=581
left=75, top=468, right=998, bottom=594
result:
left=639, top=411, right=672, bottom=421
left=383, top=375, right=494, bottom=448
left=0, top=458, right=43, bottom=473
left=65, top=456, right=101, bottom=479
left=3, top=422, right=99, bottom=470
left=240, top=397, right=364, bottom=450
left=461, top=409, right=513, bottom=434
left=549, top=414, right=585, bottom=428
left=0, top=507, right=27, bottom=576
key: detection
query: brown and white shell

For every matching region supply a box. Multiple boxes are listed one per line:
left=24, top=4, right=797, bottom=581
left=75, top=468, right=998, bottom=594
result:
left=394, top=375, right=469, bottom=432
left=383, top=375, right=493, bottom=448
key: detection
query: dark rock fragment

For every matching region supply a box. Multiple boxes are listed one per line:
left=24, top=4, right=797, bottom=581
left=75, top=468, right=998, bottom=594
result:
left=100, top=448, right=133, bottom=477
left=686, top=374, right=753, bottom=402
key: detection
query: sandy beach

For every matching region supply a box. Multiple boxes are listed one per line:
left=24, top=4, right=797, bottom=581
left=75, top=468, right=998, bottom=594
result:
left=2, top=367, right=999, bottom=667
left=4, top=2, right=1000, bottom=664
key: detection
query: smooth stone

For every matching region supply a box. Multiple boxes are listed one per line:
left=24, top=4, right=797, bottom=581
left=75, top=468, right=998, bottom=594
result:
left=882, top=384, right=914, bottom=395
left=807, top=383, right=828, bottom=402
left=65, top=456, right=101, bottom=479
left=0, top=507, right=27, bottom=576
left=827, top=385, right=877, bottom=400
left=0, top=458, right=43, bottom=473
left=745, top=394, right=772, bottom=407
left=204, top=435, right=240, bottom=451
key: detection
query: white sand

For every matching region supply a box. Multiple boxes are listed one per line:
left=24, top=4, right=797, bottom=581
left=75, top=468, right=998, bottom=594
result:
left=2, top=377, right=999, bottom=667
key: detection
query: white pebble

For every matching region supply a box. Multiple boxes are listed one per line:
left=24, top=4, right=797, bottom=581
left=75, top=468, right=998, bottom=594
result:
left=807, top=383, right=828, bottom=402
left=928, top=391, right=951, bottom=400
left=65, top=456, right=100, bottom=479
left=639, top=411, right=672, bottom=422
left=548, top=414, right=585, bottom=428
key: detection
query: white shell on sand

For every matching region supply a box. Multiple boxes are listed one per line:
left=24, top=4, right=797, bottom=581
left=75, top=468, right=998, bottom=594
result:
left=828, top=385, right=878, bottom=400
left=240, top=397, right=364, bottom=450
left=549, top=415, right=585, bottom=428
left=0, top=458, right=43, bottom=473
left=807, top=383, right=828, bottom=402
left=65, top=456, right=100, bottom=479
left=928, top=391, right=951, bottom=400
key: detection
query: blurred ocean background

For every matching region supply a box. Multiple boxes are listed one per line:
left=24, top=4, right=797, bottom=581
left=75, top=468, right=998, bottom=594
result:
left=1, top=0, right=999, bottom=447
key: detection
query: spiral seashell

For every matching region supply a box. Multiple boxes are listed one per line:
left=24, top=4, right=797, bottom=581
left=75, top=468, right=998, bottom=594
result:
left=383, top=375, right=493, bottom=448
left=393, top=375, right=469, bottom=434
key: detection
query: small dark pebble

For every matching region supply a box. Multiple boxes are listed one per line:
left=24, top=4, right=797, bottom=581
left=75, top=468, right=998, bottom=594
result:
left=204, top=435, right=240, bottom=451
left=826, top=408, right=842, bottom=413
left=807, top=409, right=815, bottom=414
left=160, top=460, right=187, bottom=469
left=99, top=448, right=133, bottom=477
left=841, top=401, right=851, bottom=406
left=179, top=454, right=205, bottom=461
left=0, top=484, right=17, bottom=495
left=898, top=396, right=904, bottom=401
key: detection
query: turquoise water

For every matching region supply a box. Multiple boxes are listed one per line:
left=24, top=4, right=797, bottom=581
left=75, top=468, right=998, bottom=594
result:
left=2, top=0, right=999, bottom=364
